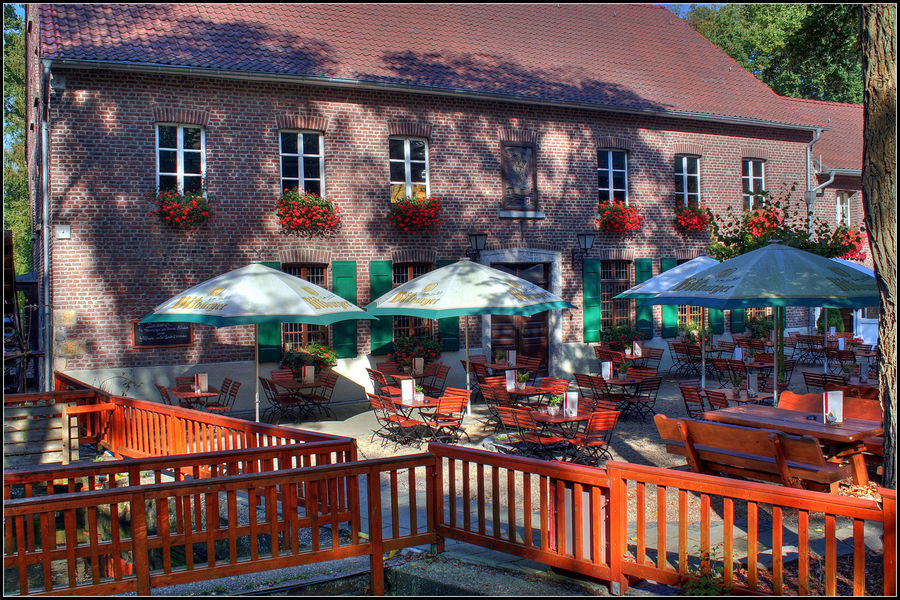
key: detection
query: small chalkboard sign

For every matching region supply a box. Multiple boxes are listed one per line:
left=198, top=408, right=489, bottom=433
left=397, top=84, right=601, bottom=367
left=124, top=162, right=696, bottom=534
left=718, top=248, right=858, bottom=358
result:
left=132, top=321, right=193, bottom=348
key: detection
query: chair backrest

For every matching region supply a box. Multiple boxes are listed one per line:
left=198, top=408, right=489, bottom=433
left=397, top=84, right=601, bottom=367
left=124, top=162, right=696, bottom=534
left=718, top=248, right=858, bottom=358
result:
left=366, top=368, right=389, bottom=393
left=270, top=368, right=294, bottom=381
left=481, top=383, right=512, bottom=407
left=219, top=378, right=233, bottom=398
left=540, top=377, right=569, bottom=394
left=636, top=376, right=661, bottom=398
left=583, top=410, right=621, bottom=442
left=573, top=373, right=595, bottom=396
left=679, top=385, right=706, bottom=419
left=704, top=389, right=730, bottom=410
left=175, top=376, right=194, bottom=390
left=803, top=371, right=825, bottom=391
left=627, top=368, right=656, bottom=379
left=437, top=389, right=470, bottom=415
left=495, top=406, right=521, bottom=433
left=726, top=359, right=746, bottom=374
left=777, top=391, right=822, bottom=413
left=155, top=383, right=173, bottom=405
left=224, top=380, right=241, bottom=406
left=376, top=361, right=399, bottom=373
left=516, top=355, right=542, bottom=374
left=258, top=377, right=276, bottom=402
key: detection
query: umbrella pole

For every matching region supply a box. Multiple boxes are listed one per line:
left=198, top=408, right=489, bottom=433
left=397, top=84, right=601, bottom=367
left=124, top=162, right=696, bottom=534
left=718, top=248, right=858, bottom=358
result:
left=773, top=306, right=780, bottom=407
left=464, top=316, right=472, bottom=416
left=255, top=324, right=260, bottom=422
left=701, top=307, right=707, bottom=389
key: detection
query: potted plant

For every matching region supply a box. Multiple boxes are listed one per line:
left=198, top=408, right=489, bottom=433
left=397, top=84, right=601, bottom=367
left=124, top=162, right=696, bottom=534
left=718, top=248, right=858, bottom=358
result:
left=276, top=188, right=342, bottom=237
left=281, top=343, right=337, bottom=378
left=729, top=376, right=744, bottom=389
left=516, top=371, right=530, bottom=390
left=674, top=203, right=712, bottom=233
left=414, top=384, right=425, bottom=403
left=388, top=195, right=443, bottom=232
left=148, top=184, right=217, bottom=229
left=388, top=335, right=442, bottom=370
left=595, top=201, right=644, bottom=233
left=618, top=361, right=632, bottom=378
left=494, top=349, right=507, bottom=365
left=547, top=395, right=562, bottom=416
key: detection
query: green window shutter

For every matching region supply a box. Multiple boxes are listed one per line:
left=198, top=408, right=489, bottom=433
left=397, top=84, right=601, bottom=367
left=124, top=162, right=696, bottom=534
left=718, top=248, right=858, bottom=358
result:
left=331, top=261, right=358, bottom=358
left=659, top=257, right=679, bottom=338
left=730, top=309, right=746, bottom=334
left=708, top=309, right=724, bottom=335
left=634, top=258, right=653, bottom=338
left=369, top=260, right=394, bottom=355
left=436, top=259, right=460, bottom=352
left=257, top=261, right=283, bottom=363
left=583, top=258, right=602, bottom=343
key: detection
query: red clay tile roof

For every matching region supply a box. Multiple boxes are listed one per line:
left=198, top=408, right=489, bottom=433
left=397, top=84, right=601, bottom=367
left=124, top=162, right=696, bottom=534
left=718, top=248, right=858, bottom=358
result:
left=783, top=97, right=863, bottom=172
left=40, top=3, right=817, bottom=129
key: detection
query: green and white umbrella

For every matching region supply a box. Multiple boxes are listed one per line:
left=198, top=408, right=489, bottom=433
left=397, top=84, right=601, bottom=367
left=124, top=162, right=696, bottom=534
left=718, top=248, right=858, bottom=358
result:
left=366, top=259, right=576, bottom=400
left=140, top=263, right=375, bottom=421
left=639, top=243, right=879, bottom=403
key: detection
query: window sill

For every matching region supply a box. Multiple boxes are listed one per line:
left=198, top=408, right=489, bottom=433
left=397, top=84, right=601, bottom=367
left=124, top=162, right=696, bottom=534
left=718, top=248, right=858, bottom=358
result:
left=498, top=210, right=546, bottom=219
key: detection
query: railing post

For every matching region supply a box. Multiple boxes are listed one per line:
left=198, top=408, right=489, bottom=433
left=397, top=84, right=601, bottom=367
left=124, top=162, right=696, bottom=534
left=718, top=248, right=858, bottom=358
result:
left=884, top=488, right=896, bottom=596
left=367, top=466, right=385, bottom=595
left=131, top=490, right=152, bottom=595
left=430, top=452, right=444, bottom=554
left=607, top=465, right=628, bottom=595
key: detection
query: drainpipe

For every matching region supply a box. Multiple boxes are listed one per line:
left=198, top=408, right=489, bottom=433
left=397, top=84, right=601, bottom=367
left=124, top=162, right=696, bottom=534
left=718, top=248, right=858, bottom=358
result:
left=41, top=59, right=52, bottom=391
left=804, top=128, right=826, bottom=337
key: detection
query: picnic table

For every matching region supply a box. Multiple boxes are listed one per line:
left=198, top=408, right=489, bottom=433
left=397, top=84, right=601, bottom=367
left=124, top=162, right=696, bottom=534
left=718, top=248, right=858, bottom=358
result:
left=701, top=404, right=883, bottom=486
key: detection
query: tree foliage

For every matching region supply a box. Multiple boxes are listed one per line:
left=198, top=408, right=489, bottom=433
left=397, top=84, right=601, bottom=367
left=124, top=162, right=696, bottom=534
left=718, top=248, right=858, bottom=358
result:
left=706, top=186, right=865, bottom=261
left=676, top=3, right=863, bottom=103
left=3, top=4, right=31, bottom=274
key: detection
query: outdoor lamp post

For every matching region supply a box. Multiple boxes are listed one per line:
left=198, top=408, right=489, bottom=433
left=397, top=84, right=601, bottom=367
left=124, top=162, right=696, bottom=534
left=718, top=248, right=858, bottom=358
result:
left=467, top=233, right=487, bottom=261
left=572, top=232, right=596, bottom=270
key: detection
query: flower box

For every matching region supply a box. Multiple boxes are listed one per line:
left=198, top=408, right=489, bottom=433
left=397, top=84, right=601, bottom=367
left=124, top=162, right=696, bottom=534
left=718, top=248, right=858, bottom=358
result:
left=388, top=195, right=443, bottom=232
left=674, top=203, right=711, bottom=232
left=596, top=202, right=643, bottom=233
left=277, top=188, right=342, bottom=237
left=148, top=186, right=216, bottom=229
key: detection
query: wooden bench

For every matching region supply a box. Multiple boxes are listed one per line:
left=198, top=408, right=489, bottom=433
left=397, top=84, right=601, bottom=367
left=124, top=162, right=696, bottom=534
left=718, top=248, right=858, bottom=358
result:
left=654, top=414, right=850, bottom=493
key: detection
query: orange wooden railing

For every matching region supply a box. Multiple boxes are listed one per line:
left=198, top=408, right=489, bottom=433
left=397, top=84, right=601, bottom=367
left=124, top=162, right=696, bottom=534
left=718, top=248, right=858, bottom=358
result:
left=429, top=443, right=613, bottom=582
left=4, top=454, right=436, bottom=596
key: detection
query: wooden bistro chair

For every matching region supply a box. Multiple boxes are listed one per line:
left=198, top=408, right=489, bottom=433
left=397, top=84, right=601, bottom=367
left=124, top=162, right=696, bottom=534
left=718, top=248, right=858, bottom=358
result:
left=421, top=362, right=451, bottom=398
left=537, top=377, right=570, bottom=405
left=679, top=384, right=708, bottom=419
left=174, top=376, right=195, bottom=391
left=421, top=388, right=471, bottom=443
left=634, top=346, right=664, bottom=372
left=480, top=379, right=515, bottom=433
left=704, top=388, right=732, bottom=411
left=515, top=355, right=543, bottom=385
left=205, top=379, right=241, bottom=415
left=367, top=392, right=429, bottom=449
left=158, top=382, right=193, bottom=409
left=621, top=376, right=661, bottom=422
left=707, top=357, right=733, bottom=388
left=511, top=408, right=570, bottom=460
left=565, top=410, right=621, bottom=465
left=305, top=369, right=338, bottom=418
left=155, top=383, right=176, bottom=406
left=366, top=368, right=402, bottom=400
left=259, top=376, right=311, bottom=423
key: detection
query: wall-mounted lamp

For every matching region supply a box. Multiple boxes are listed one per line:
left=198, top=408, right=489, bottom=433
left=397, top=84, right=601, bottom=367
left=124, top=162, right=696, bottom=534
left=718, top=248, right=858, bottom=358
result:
left=466, top=232, right=487, bottom=261
left=571, top=232, right=596, bottom=270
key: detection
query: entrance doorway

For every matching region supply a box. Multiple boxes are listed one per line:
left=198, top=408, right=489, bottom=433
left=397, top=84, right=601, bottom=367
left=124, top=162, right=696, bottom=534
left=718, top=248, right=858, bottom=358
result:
left=490, top=262, right=550, bottom=376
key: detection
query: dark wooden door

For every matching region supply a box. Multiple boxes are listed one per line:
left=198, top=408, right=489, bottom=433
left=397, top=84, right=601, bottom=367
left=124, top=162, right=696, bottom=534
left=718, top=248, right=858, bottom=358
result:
left=490, top=262, right=550, bottom=375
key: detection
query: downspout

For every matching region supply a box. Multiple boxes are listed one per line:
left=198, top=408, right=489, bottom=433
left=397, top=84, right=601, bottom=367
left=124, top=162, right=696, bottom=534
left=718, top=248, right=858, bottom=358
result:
left=805, top=128, right=827, bottom=337
left=41, top=59, right=52, bottom=391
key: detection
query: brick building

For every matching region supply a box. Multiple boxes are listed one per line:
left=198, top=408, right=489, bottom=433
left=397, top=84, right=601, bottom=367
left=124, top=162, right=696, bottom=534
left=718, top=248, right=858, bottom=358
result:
left=25, top=4, right=855, bottom=407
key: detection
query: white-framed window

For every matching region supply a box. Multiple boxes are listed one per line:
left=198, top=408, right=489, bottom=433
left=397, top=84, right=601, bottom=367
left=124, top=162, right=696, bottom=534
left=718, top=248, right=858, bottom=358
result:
left=675, top=155, right=700, bottom=207
left=280, top=131, right=324, bottom=196
left=742, top=159, right=766, bottom=210
left=156, top=124, right=205, bottom=193
left=598, top=149, right=628, bottom=204
left=836, top=191, right=851, bottom=225
left=389, top=137, right=428, bottom=201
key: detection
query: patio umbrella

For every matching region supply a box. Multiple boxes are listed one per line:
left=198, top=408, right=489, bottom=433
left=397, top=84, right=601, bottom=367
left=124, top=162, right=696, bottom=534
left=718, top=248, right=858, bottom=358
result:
left=365, top=259, right=576, bottom=407
left=639, top=242, right=879, bottom=403
left=140, top=262, right=376, bottom=421
left=614, top=255, right=720, bottom=387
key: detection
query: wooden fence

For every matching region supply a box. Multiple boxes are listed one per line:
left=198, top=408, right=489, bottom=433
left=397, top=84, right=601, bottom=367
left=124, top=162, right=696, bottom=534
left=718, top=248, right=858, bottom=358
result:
left=3, top=374, right=895, bottom=596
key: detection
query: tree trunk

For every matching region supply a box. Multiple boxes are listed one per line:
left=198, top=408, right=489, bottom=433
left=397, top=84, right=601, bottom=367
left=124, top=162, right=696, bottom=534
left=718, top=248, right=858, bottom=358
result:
left=859, top=4, right=897, bottom=489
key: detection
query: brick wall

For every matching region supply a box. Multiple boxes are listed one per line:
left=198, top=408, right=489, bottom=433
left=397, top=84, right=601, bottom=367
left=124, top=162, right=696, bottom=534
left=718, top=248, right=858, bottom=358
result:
left=44, top=68, right=813, bottom=370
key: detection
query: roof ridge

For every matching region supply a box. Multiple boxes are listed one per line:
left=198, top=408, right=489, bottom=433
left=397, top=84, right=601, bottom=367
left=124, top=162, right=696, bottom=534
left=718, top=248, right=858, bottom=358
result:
left=781, top=95, right=863, bottom=109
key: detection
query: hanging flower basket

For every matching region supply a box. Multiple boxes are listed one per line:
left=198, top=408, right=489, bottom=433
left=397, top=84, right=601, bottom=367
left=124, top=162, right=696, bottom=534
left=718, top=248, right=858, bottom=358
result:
left=148, top=185, right=217, bottom=229
left=674, top=203, right=712, bottom=233
left=388, top=195, right=443, bottom=232
left=596, top=202, right=644, bottom=233
left=276, top=188, right=342, bottom=237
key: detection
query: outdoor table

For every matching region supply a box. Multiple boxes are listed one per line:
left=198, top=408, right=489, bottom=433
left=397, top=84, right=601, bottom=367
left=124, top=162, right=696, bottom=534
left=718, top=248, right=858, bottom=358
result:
left=531, top=406, right=592, bottom=437
left=701, top=404, right=882, bottom=486
left=481, top=362, right=521, bottom=374
left=506, top=385, right=546, bottom=405
left=604, top=375, right=645, bottom=396
left=170, top=386, right=220, bottom=409
left=392, top=395, right=440, bottom=419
